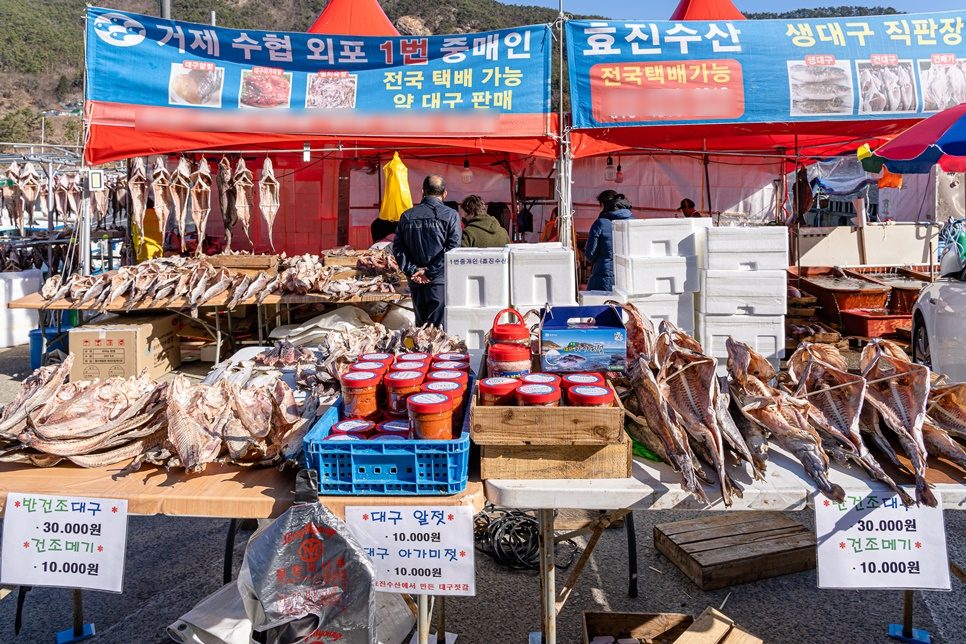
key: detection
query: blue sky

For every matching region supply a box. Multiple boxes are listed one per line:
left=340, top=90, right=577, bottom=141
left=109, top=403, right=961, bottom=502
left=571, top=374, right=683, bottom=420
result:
left=504, top=0, right=964, bottom=20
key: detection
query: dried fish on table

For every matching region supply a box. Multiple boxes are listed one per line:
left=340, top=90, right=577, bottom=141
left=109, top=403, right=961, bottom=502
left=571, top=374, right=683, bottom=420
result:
left=928, top=383, right=966, bottom=440
left=189, top=159, right=212, bottom=255
left=0, top=356, right=74, bottom=440
left=860, top=339, right=936, bottom=507
left=616, top=300, right=657, bottom=362
left=258, top=158, right=281, bottom=253
left=232, top=158, right=255, bottom=246
left=255, top=341, right=318, bottom=368
left=728, top=338, right=846, bottom=503
left=171, top=157, right=192, bottom=252
left=217, top=156, right=237, bottom=251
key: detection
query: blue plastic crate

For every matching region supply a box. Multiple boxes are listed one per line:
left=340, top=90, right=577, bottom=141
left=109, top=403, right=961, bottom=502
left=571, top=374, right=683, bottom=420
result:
left=303, top=375, right=473, bottom=496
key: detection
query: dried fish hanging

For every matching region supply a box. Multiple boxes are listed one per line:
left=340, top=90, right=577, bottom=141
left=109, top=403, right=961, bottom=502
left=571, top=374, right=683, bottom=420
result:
left=189, top=159, right=212, bottom=256
left=258, top=158, right=280, bottom=253
left=232, top=158, right=254, bottom=247
left=216, top=156, right=237, bottom=251
left=151, top=157, right=171, bottom=245
left=3, top=162, right=23, bottom=235
left=19, top=162, right=41, bottom=229
left=170, top=157, right=191, bottom=252
left=129, top=158, right=149, bottom=251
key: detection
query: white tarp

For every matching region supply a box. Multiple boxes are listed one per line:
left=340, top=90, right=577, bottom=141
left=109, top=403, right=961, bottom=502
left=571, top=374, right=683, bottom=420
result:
left=879, top=168, right=937, bottom=223
left=570, top=153, right=783, bottom=231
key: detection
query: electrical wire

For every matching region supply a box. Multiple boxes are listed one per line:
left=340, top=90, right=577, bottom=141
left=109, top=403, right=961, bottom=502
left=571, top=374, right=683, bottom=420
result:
left=474, top=505, right=578, bottom=571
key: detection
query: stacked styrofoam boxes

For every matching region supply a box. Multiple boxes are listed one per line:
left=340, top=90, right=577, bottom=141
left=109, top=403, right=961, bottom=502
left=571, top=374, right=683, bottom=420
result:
left=612, top=219, right=710, bottom=334
left=509, top=243, right=578, bottom=310
left=443, top=247, right=509, bottom=350
left=0, top=270, right=42, bottom=348
left=697, top=227, right=789, bottom=375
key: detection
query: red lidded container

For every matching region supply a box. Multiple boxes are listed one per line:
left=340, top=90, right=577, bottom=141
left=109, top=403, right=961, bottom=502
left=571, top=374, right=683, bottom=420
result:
left=420, top=380, right=466, bottom=428
left=521, top=373, right=562, bottom=388
left=332, top=419, right=376, bottom=437
left=351, top=360, right=390, bottom=376
left=479, top=377, right=521, bottom=406
left=435, top=352, right=471, bottom=363
left=515, top=383, right=561, bottom=407
left=358, top=352, right=394, bottom=367
left=340, top=371, right=382, bottom=420
left=378, top=419, right=412, bottom=437
left=391, top=361, right=429, bottom=374
left=426, top=370, right=469, bottom=387
left=486, top=343, right=531, bottom=379
left=561, top=373, right=605, bottom=392
left=489, top=308, right=530, bottom=346
left=384, top=370, right=425, bottom=419
left=407, top=393, right=455, bottom=441
left=432, top=360, right=470, bottom=372
left=567, top=385, right=615, bottom=407
left=397, top=352, right=431, bottom=363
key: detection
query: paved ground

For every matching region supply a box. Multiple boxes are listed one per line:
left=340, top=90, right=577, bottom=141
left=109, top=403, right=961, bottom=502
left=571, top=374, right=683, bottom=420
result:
left=0, top=345, right=964, bottom=643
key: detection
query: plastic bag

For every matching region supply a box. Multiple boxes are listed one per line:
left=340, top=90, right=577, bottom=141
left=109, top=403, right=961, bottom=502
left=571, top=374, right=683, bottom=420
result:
left=378, top=152, right=413, bottom=223
left=238, top=502, right=377, bottom=644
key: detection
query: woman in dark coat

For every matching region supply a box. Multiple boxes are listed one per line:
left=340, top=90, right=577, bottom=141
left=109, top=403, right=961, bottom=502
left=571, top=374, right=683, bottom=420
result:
left=584, top=190, right=634, bottom=291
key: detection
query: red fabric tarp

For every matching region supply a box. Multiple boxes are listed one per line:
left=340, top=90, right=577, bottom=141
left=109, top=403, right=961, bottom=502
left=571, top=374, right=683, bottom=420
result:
left=670, top=0, right=746, bottom=21
left=570, top=119, right=921, bottom=167
left=308, top=0, right=399, bottom=36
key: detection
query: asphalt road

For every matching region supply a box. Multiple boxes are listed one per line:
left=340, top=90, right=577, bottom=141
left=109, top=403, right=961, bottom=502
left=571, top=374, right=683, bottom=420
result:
left=0, top=345, right=964, bottom=643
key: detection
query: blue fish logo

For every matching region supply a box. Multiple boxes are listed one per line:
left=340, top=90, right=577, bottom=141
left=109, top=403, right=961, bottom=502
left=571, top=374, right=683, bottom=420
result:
left=93, top=13, right=146, bottom=47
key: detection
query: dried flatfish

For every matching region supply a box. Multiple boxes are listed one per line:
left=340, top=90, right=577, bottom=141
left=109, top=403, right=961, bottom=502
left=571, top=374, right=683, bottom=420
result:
left=19, top=162, right=41, bottom=228
left=258, top=157, right=281, bottom=253
left=3, top=162, right=23, bottom=235
left=151, top=158, right=171, bottom=241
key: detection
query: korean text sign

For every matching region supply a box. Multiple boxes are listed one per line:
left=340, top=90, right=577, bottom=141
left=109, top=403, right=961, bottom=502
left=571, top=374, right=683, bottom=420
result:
left=1, top=493, right=128, bottom=593
left=86, top=7, right=551, bottom=135
left=815, top=492, right=950, bottom=590
left=566, top=11, right=966, bottom=128
left=345, top=506, right=475, bottom=596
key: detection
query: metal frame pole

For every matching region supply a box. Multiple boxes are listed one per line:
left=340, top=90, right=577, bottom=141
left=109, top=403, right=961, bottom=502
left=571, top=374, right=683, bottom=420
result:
left=417, top=594, right=430, bottom=644
left=538, top=508, right=556, bottom=644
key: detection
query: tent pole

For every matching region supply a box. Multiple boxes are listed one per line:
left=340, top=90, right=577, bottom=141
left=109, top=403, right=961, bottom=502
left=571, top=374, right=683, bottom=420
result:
left=556, top=0, right=573, bottom=250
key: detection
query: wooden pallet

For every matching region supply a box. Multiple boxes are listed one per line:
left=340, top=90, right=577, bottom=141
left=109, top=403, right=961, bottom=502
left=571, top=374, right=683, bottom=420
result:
left=653, top=512, right=815, bottom=591
left=582, top=611, right=693, bottom=644
left=208, top=253, right=278, bottom=277
left=675, top=607, right=763, bottom=644
left=848, top=335, right=912, bottom=352
left=480, top=438, right=631, bottom=480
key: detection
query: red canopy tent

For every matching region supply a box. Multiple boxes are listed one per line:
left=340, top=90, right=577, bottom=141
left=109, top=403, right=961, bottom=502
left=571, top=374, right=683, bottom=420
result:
left=669, top=0, right=746, bottom=21
left=308, top=0, right=400, bottom=37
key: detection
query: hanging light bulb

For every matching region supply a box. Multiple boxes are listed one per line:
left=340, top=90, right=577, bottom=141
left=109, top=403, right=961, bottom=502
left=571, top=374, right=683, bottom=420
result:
left=461, top=156, right=474, bottom=184
left=302, top=142, right=311, bottom=163
left=615, top=154, right=624, bottom=184
left=603, top=155, right=617, bottom=182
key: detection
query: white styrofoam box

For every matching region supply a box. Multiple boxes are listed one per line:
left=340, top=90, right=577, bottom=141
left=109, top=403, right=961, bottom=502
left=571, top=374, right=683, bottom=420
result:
left=699, top=270, right=787, bottom=316
left=705, top=226, right=789, bottom=271
left=626, top=293, right=695, bottom=334
left=444, top=306, right=503, bottom=351
left=444, top=247, right=510, bottom=308
left=613, top=218, right=712, bottom=259
left=698, top=312, right=784, bottom=375
left=615, top=255, right=698, bottom=295
left=0, top=270, right=41, bottom=348
left=578, top=290, right=625, bottom=306
left=509, top=245, right=577, bottom=308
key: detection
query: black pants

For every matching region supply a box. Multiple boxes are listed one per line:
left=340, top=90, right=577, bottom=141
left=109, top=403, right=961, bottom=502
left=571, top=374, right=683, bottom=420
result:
left=411, top=282, right=445, bottom=328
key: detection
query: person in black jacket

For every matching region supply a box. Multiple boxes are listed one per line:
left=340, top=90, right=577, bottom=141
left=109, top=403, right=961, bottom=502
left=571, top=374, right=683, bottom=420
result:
left=585, top=190, right=634, bottom=291
left=392, top=175, right=461, bottom=327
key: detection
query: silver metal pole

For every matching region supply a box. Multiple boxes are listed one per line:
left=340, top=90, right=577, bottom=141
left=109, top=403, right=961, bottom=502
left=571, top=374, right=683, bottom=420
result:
left=417, top=595, right=430, bottom=644
left=538, top=508, right=556, bottom=644
left=78, top=171, right=91, bottom=277
left=161, top=0, right=171, bottom=19
left=211, top=11, right=216, bottom=26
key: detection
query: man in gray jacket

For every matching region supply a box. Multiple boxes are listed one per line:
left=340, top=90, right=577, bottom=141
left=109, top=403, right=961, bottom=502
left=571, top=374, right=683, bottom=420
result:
left=392, top=175, right=461, bottom=327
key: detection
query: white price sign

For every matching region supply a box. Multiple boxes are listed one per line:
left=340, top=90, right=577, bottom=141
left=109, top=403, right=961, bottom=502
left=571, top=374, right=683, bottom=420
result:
left=345, top=506, right=475, bottom=596
left=816, top=492, right=950, bottom=590
left=1, top=493, right=128, bottom=593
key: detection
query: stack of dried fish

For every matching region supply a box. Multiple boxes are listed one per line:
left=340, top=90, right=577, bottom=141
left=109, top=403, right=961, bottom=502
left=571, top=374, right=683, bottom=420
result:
left=255, top=341, right=317, bottom=368
left=356, top=249, right=400, bottom=276
left=0, top=354, right=319, bottom=473
left=40, top=254, right=399, bottom=311
left=1, top=245, right=46, bottom=272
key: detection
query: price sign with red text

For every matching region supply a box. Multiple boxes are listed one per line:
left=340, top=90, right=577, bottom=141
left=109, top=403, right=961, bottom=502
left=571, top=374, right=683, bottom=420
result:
left=1, top=493, right=128, bottom=592
left=345, top=506, right=475, bottom=596
left=816, top=492, right=950, bottom=590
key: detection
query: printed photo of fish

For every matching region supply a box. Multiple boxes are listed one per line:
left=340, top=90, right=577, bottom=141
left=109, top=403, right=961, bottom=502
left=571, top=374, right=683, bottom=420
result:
left=168, top=63, right=224, bottom=108
left=787, top=62, right=854, bottom=116
left=305, top=73, right=358, bottom=109
left=856, top=60, right=918, bottom=114
left=918, top=59, right=966, bottom=112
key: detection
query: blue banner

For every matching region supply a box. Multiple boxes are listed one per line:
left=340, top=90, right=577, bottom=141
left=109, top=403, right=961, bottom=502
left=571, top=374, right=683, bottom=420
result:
left=567, top=12, right=966, bottom=129
left=86, top=7, right=550, bottom=130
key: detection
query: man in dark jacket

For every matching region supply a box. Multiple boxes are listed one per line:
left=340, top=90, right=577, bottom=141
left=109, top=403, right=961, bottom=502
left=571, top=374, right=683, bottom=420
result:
left=584, top=190, right=634, bottom=291
left=460, top=195, right=510, bottom=248
left=393, top=175, right=461, bottom=327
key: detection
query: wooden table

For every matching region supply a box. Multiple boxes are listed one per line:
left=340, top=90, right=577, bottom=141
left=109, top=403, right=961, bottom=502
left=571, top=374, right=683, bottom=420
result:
left=0, top=462, right=484, bottom=521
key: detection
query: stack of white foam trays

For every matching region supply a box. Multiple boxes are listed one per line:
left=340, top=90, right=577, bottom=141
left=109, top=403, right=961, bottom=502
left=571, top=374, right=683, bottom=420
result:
left=443, top=243, right=577, bottom=349
left=605, top=219, right=710, bottom=334
left=698, top=226, right=789, bottom=375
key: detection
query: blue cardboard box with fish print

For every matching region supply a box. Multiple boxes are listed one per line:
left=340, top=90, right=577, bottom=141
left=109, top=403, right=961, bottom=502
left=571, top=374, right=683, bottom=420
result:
left=539, top=305, right=626, bottom=373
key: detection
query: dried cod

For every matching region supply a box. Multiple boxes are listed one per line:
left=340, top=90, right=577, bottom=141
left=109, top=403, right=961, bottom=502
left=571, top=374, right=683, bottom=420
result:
left=171, top=158, right=192, bottom=252
left=258, top=158, right=281, bottom=253
left=189, top=159, right=212, bottom=255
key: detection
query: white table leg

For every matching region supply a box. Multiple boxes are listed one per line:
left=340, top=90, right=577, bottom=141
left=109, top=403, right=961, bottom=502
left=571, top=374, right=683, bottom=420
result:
left=538, top=509, right=556, bottom=644
left=417, top=594, right=430, bottom=644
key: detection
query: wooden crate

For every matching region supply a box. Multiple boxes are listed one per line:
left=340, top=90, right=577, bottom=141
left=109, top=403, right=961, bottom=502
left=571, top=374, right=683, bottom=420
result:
left=653, top=512, right=815, bottom=591
left=582, top=611, right=693, bottom=644
left=322, top=255, right=360, bottom=267
left=675, top=607, right=763, bottom=644
left=209, top=254, right=278, bottom=277
left=470, top=381, right=625, bottom=445
left=480, top=437, right=631, bottom=480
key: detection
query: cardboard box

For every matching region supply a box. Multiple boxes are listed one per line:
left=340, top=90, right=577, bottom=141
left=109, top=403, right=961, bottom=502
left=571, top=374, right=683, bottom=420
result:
left=539, top=305, right=627, bottom=373
left=69, top=314, right=181, bottom=381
